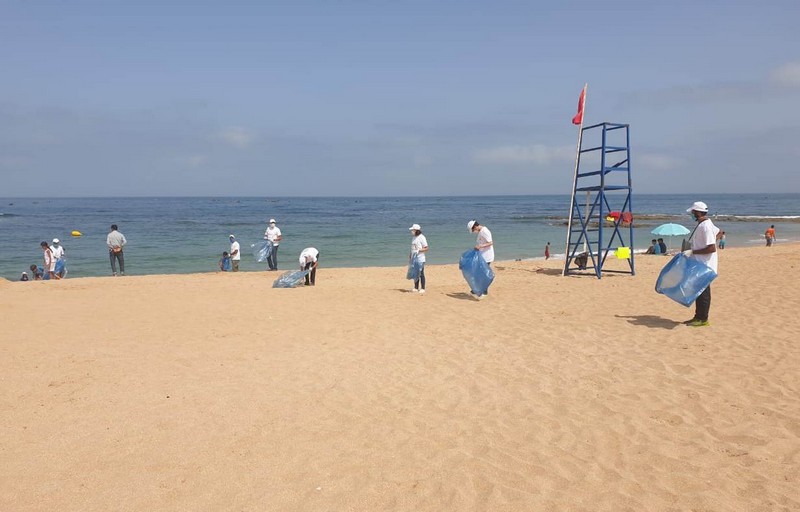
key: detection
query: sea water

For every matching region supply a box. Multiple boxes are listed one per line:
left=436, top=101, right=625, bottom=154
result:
left=1, top=194, right=798, bottom=280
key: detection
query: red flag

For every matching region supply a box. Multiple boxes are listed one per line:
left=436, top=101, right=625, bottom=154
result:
left=572, top=87, right=586, bottom=125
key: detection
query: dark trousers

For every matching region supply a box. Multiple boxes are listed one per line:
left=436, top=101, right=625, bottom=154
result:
left=695, top=285, right=711, bottom=321
left=303, top=260, right=318, bottom=285
left=268, top=244, right=279, bottom=270
left=414, top=264, right=426, bottom=290
left=109, top=251, right=124, bottom=274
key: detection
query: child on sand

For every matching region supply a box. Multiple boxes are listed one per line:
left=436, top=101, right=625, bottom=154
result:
left=218, top=251, right=231, bottom=271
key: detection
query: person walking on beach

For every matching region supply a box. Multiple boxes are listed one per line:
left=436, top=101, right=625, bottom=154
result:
left=51, top=238, right=66, bottom=278
left=264, top=219, right=282, bottom=271
left=683, top=201, right=719, bottom=327
left=545, top=242, right=550, bottom=260
left=299, top=247, right=319, bottom=286
left=107, top=224, right=127, bottom=276
left=718, top=231, right=726, bottom=249
left=765, top=225, right=776, bottom=247
left=409, top=224, right=428, bottom=294
left=229, top=235, right=240, bottom=272
left=40, top=241, right=60, bottom=280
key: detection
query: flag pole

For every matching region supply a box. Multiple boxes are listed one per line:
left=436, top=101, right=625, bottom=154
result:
left=563, top=83, right=587, bottom=276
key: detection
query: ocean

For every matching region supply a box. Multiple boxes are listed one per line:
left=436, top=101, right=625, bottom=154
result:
left=1, top=194, right=798, bottom=280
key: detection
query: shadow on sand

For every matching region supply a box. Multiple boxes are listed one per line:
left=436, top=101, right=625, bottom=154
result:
left=446, top=292, right=478, bottom=301
left=615, top=314, right=682, bottom=330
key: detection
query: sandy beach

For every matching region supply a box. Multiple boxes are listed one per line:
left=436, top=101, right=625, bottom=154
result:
left=1, top=244, right=798, bottom=511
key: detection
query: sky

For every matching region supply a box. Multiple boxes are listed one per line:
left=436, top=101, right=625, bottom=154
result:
left=1, top=0, right=799, bottom=197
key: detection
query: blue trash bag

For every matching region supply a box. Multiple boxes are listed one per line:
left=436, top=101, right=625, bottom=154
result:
left=655, top=252, right=717, bottom=307
left=251, top=240, right=273, bottom=263
left=459, top=249, right=495, bottom=295
left=272, top=270, right=310, bottom=288
left=406, top=254, right=422, bottom=280
left=54, top=259, right=67, bottom=277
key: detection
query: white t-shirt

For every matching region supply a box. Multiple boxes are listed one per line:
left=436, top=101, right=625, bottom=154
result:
left=690, top=219, right=719, bottom=273
left=51, top=245, right=65, bottom=260
left=230, top=241, right=241, bottom=261
left=476, top=226, right=494, bottom=263
left=264, top=226, right=282, bottom=245
left=411, top=234, right=428, bottom=263
left=299, top=247, right=319, bottom=266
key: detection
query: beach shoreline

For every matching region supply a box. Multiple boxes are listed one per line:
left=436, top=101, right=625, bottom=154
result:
left=1, top=244, right=798, bottom=511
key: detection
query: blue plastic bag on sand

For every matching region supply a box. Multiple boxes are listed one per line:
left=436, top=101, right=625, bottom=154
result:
left=406, top=254, right=422, bottom=280
left=272, top=270, right=310, bottom=288
left=459, top=249, right=494, bottom=295
left=655, top=252, right=717, bottom=307
left=251, top=240, right=273, bottom=263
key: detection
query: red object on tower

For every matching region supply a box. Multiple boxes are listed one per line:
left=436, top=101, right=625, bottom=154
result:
left=572, top=87, right=586, bottom=125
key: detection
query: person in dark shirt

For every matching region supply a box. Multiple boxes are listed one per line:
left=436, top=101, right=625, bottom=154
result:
left=657, top=238, right=668, bottom=254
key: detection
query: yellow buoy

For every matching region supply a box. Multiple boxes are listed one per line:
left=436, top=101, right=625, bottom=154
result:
left=616, top=247, right=631, bottom=259
left=71, top=230, right=82, bottom=237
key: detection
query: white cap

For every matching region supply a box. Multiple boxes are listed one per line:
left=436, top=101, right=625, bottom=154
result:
left=52, top=238, right=60, bottom=244
left=686, top=201, right=708, bottom=213
left=467, top=220, right=477, bottom=231
left=229, top=234, right=235, bottom=239
left=269, top=219, right=276, bottom=224
left=409, top=224, right=421, bottom=231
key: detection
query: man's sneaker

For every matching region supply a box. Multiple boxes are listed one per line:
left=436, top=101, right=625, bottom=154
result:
left=418, top=289, right=426, bottom=295
left=682, top=318, right=698, bottom=325
left=411, top=289, right=419, bottom=293
left=687, top=319, right=710, bottom=327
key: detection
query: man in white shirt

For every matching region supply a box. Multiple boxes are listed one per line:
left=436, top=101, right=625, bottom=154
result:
left=229, top=235, right=241, bottom=272
left=51, top=238, right=66, bottom=278
left=264, top=219, right=282, bottom=271
left=684, top=201, right=719, bottom=327
left=409, top=224, right=429, bottom=293
left=468, top=220, right=494, bottom=264
left=298, top=247, right=319, bottom=286
left=467, top=220, right=495, bottom=299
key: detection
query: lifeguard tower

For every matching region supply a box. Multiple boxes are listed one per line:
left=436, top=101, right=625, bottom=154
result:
left=563, top=122, right=634, bottom=278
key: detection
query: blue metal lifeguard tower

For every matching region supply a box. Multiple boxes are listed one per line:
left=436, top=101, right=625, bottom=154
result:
left=563, top=122, right=634, bottom=278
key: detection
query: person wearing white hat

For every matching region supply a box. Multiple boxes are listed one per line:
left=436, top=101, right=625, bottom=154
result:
left=51, top=238, right=66, bottom=278
left=683, top=201, right=719, bottom=327
left=467, top=220, right=495, bottom=299
left=467, top=220, right=494, bottom=265
left=263, top=219, right=282, bottom=271
left=298, top=247, right=320, bottom=286
left=229, top=235, right=241, bottom=272
left=408, top=224, right=428, bottom=294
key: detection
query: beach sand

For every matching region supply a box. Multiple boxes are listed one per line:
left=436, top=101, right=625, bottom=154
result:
left=1, top=245, right=798, bottom=511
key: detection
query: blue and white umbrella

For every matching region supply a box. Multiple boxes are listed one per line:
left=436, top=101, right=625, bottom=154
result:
left=651, top=223, right=690, bottom=237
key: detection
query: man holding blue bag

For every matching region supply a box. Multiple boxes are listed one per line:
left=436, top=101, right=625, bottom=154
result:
left=683, top=201, right=720, bottom=327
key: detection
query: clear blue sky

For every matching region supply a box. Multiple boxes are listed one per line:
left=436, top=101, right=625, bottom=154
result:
left=2, top=0, right=798, bottom=196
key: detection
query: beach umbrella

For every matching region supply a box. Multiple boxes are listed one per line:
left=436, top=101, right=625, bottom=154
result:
left=651, top=223, right=691, bottom=237
left=651, top=223, right=691, bottom=252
